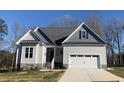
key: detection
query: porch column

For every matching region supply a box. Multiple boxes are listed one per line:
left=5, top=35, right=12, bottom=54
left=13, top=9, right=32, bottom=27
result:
left=51, top=46, right=56, bottom=69
left=15, top=46, right=19, bottom=68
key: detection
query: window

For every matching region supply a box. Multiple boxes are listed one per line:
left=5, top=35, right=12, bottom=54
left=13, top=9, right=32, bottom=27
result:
left=77, top=55, right=84, bottom=57
left=60, top=50, right=63, bottom=55
left=25, top=48, right=29, bottom=58
left=79, top=30, right=82, bottom=39
left=25, top=47, right=33, bottom=58
left=29, top=48, right=33, bottom=58
left=82, top=31, right=86, bottom=38
left=92, top=55, right=99, bottom=57
left=70, top=55, right=76, bottom=57
left=85, top=55, right=91, bottom=57
left=79, top=30, right=88, bottom=39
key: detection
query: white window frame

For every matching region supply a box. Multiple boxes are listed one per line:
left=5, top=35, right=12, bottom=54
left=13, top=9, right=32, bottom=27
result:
left=25, top=47, right=29, bottom=58
left=25, top=47, right=33, bottom=58
left=29, top=47, right=33, bottom=58
left=82, top=30, right=87, bottom=39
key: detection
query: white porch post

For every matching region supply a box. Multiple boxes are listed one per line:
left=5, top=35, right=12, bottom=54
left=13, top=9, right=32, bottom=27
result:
left=15, top=47, right=19, bottom=68
left=51, top=46, right=56, bottom=69
left=35, top=44, right=39, bottom=64
left=41, top=45, right=46, bottom=68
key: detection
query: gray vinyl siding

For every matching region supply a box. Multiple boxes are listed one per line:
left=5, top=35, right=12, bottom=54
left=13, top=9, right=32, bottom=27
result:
left=55, top=47, right=63, bottom=62
left=65, top=26, right=99, bottom=43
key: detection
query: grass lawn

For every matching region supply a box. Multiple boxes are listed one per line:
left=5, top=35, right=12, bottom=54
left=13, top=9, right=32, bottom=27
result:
left=107, top=67, right=124, bottom=78
left=0, top=70, right=65, bottom=82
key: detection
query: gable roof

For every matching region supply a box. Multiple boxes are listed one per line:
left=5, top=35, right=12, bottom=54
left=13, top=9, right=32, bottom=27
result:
left=34, top=27, right=55, bottom=45
left=82, top=23, right=106, bottom=43
left=16, top=29, right=34, bottom=45
left=42, top=27, right=77, bottom=42
left=62, top=23, right=106, bottom=44
left=16, top=22, right=106, bottom=46
left=16, top=27, right=55, bottom=45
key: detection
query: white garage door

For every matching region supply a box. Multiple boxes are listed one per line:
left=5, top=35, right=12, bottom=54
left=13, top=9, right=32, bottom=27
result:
left=69, top=55, right=99, bottom=68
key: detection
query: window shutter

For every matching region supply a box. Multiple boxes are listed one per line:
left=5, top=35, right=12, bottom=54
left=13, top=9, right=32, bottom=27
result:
left=86, top=31, right=88, bottom=39
left=79, top=31, right=81, bottom=39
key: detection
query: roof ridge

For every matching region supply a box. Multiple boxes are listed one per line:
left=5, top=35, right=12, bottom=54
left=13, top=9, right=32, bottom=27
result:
left=42, top=26, right=77, bottom=28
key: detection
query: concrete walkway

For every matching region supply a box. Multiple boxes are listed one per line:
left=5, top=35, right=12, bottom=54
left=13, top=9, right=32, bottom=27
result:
left=59, top=68, right=124, bottom=82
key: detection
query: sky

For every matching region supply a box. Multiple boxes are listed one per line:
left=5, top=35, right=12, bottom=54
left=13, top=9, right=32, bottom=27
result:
left=0, top=10, right=124, bottom=49
left=1, top=10, right=124, bottom=28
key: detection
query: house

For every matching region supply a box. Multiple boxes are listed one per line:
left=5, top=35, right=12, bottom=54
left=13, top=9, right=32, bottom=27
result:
left=15, top=22, right=107, bottom=70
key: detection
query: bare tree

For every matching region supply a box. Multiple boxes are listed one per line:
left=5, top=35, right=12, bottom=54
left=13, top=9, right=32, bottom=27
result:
left=112, top=18, right=124, bottom=65
left=104, top=17, right=124, bottom=65
left=103, top=24, right=117, bottom=65
left=84, top=13, right=103, bottom=36
left=48, top=14, right=79, bottom=27
left=9, top=22, right=23, bottom=70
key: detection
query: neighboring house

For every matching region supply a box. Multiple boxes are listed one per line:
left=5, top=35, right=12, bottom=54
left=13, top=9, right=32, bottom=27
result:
left=15, top=22, right=107, bottom=69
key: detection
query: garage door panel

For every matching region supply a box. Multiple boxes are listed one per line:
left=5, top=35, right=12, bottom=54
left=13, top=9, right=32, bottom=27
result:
left=69, top=55, right=98, bottom=68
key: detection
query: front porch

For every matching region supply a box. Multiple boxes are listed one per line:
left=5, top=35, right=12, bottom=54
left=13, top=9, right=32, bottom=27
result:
left=45, top=46, right=63, bottom=69
left=45, top=47, right=55, bottom=69
left=15, top=44, right=63, bottom=70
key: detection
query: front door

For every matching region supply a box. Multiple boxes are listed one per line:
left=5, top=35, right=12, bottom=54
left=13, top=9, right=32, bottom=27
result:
left=46, top=48, right=54, bottom=68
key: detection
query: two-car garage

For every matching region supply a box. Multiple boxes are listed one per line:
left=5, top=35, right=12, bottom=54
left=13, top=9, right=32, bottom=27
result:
left=69, top=54, right=100, bottom=68
left=63, top=46, right=107, bottom=69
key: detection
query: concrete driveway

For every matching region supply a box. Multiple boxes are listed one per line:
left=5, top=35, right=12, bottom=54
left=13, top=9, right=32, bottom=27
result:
left=59, top=68, right=124, bottom=82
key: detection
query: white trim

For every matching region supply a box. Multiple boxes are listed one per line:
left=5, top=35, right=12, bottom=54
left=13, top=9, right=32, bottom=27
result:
left=35, top=44, right=39, bottom=63
left=62, top=22, right=106, bottom=44
left=34, top=27, right=46, bottom=45
left=16, top=27, right=40, bottom=45
left=15, top=47, right=19, bottom=68
left=16, top=29, right=32, bottom=45
left=68, top=53, right=100, bottom=68
left=34, top=27, right=56, bottom=45
left=81, top=29, right=87, bottom=39
left=45, top=45, right=55, bottom=48
left=41, top=45, right=47, bottom=66
left=51, top=57, right=54, bottom=69
left=34, top=27, right=39, bottom=32
left=84, top=23, right=106, bottom=43
left=62, top=22, right=85, bottom=43
left=56, top=46, right=63, bottom=48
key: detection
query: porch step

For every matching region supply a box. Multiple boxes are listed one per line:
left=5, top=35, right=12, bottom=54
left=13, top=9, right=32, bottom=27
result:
left=41, top=66, right=48, bottom=69
left=40, top=66, right=51, bottom=71
left=39, top=69, right=51, bottom=71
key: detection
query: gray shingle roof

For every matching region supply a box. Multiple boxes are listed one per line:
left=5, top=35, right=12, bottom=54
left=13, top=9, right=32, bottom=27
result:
left=16, top=24, right=106, bottom=45
left=42, top=27, right=77, bottom=42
